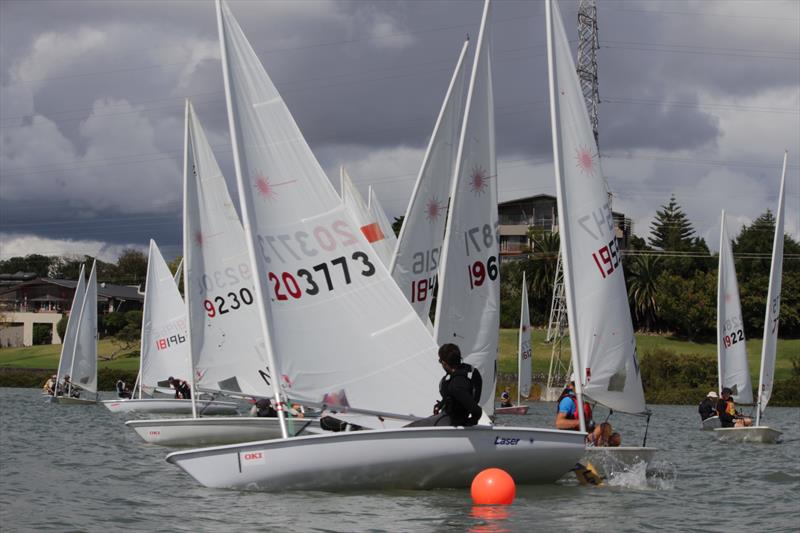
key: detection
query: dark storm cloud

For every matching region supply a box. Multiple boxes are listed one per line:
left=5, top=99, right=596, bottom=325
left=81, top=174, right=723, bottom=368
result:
left=0, top=0, right=798, bottom=257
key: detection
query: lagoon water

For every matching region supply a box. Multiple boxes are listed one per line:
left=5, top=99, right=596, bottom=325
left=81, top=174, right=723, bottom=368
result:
left=1, top=387, right=798, bottom=532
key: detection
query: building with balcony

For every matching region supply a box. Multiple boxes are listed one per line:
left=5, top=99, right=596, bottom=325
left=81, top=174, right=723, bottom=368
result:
left=498, top=194, right=633, bottom=257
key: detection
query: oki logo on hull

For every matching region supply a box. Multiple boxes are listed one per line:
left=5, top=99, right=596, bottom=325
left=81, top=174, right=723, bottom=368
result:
left=240, top=450, right=266, bottom=467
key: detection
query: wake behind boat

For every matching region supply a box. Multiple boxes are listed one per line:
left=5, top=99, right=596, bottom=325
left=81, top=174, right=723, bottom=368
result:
left=166, top=426, right=586, bottom=491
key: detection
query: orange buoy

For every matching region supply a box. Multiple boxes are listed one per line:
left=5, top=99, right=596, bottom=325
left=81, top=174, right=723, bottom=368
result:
left=470, top=468, right=516, bottom=505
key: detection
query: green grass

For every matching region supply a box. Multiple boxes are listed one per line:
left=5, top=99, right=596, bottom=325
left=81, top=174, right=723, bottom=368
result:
left=2, top=331, right=797, bottom=383
left=498, top=328, right=799, bottom=382
left=0, top=339, right=140, bottom=371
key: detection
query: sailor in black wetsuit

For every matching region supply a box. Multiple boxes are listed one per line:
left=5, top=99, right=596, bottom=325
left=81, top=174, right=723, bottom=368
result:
left=406, top=343, right=484, bottom=427
left=698, top=391, right=718, bottom=421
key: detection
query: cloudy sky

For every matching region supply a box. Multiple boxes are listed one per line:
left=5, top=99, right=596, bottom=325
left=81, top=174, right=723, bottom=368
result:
left=1, top=0, right=798, bottom=262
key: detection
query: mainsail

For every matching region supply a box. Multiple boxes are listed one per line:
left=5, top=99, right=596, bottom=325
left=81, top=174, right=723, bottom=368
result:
left=184, top=100, right=272, bottom=398
left=717, top=211, right=753, bottom=403
left=391, top=40, right=470, bottom=323
left=140, top=240, right=191, bottom=393
left=217, top=0, right=440, bottom=418
left=70, top=260, right=97, bottom=393
left=756, top=151, right=788, bottom=421
left=433, top=0, right=498, bottom=415
left=518, top=271, right=532, bottom=402
left=56, top=264, right=86, bottom=385
left=547, top=0, right=646, bottom=415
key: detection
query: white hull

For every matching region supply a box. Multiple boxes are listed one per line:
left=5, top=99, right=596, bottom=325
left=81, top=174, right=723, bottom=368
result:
left=166, top=426, right=586, bottom=491
left=714, top=426, right=782, bottom=443
left=126, top=417, right=315, bottom=447
left=49, top=395, right=97, bottom=405
left=583, top=446, right=658, bottom=476
left=101, top=398, right=239, bottom=415
left=701, top=416, right=721, bottom=430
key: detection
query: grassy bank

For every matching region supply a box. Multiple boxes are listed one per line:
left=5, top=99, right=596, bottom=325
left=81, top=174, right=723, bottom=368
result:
left=2, top=331, right=798, bottom=403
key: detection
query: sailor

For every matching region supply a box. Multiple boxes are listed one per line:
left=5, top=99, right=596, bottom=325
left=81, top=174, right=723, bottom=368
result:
left=716, top=387, right=752, bottom=428
left=499, top=390, right=513, bottom=408
left=555, top=380, right=594, bottom=432
left=116, top=378, right=132, bottom=399
left=406, top=343, right=484, bottom=427
left=167, top=376, right=191, bottom=400
left=698, top=391, right=718, bottom=421
left=42, top=374, right=57, bottom=396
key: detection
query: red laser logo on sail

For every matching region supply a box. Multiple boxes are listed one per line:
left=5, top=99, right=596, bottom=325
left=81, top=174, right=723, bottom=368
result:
left=252, top=171, right=296, bottom=201
left=576, top=147, right=596, bottom=176
left=426, top=197, right=444, bottom=223
left=470, top=165, right=490, bottom=196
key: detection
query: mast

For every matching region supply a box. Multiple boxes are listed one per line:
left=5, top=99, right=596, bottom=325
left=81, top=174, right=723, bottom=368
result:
left=717, top=210, right=725, bottom=396
left=216, top=0, right=288, bottom=438
left=546, top=0, right=585, bottom=433
left=518, top=271, right=526, bottom=406
left=182, top=100, right=198, bottom=419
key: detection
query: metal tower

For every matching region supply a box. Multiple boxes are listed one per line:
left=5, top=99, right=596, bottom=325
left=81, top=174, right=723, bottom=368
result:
left=543, top=0, right=601, bottom=400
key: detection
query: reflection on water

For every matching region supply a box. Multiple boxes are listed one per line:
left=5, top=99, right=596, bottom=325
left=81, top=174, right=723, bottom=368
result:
left=1, top=387, right=798, bottom=532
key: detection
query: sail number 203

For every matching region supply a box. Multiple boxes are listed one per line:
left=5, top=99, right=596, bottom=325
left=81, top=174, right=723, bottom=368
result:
left=591, top=238, right=620, bottom=279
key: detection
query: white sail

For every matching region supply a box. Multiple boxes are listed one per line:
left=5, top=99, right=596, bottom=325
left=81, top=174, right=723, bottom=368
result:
left=367, top=186, right=398, bottom=268
left=391, top=40, right=470, bottom=323
left=757, top=151, right=788, bottom=419
left=70, top=260, right=97, bottom=393
left=548, top=0, right=645, bottom=415
left=140, top=240, right=192, bottom=392
left=173, top=258, right=184, bottom=286
left=217, top=0, right=440, bottom=418
left=184, top=100, right=273, bottom=398
left=56, top=264, right=86, bottom=384
left=717, top=211, right=753, bottom=404
left=339, top=167, right=394, bottom=268
left=433, top=0, right=498, bottom=416
left=518, top=271, right=532, bottom=401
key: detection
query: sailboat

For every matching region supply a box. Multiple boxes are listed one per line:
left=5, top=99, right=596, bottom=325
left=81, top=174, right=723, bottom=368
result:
left=497, top=273, right=532, bottom=415
left=51, top=262, right=98, bottom=404
left=390, top=39, right=470, bottom=324
left=165, top=0, right=585, bottom=492
left=704, top=211, right=754, bottom=429
left=103, top=240, right=237, bottom=415
left=715, top=151, right=788, bottom=444
left=127, top=102, right=314, bottom=446
left=339, top=167, right=395, bottom=268
left=546, top=0, right=656, bottom=468
left=367, top=186, right=398, bottom=263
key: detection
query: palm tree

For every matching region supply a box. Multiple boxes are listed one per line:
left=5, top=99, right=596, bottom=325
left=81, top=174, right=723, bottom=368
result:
left=626, top=254, right=662, bottom=331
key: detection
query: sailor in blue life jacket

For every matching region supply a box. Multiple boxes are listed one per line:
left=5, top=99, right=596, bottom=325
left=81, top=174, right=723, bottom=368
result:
left=406, top=343, right=484, bottom=427
left=555, top=380, right=594, bottom=432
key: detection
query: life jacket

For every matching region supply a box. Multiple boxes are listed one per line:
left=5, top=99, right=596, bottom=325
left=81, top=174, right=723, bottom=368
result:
left=724, top=399, right=736, bottom=416
left=557, top=393, right=593, bottom=423
left=440, top=364, right=482, bottom=402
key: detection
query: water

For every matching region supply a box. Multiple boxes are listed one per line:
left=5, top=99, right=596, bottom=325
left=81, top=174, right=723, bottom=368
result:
left=1, top=387, right=798, bottom=532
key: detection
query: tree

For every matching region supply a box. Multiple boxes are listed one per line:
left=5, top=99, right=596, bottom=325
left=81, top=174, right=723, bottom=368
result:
left=648, top=195, right=710, bottom=276
left=648, top=195, right=696, bottom=251
left=0, top=254, right=54, bottom=277
left=657, top=271, right=716, bottom=340
left=625, top=255, right=662, bottom=331
left=115, top=249, right=147, bottom=285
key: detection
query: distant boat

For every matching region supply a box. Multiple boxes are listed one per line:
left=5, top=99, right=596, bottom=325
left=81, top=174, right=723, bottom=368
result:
left=546, top=0, right=656, bottom=469
left=496, top=272, right=531, bottom=416
left=102, top=240, right=237, bottom=416
left=51, top=262, right=98, bottom=405
left=715, top=152, right=787, bottom=444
